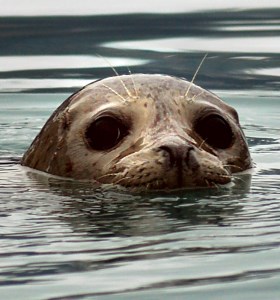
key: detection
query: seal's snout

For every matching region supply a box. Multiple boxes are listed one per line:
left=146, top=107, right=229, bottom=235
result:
left=158, top=143, right=199, bottom=188
left=158, top=144, right=195, bottom=169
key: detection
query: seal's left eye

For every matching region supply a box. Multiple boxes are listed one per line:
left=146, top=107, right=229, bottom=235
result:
left=194, top=114, right=233, bottom=149
left=86, top=116, right=129, bottom=151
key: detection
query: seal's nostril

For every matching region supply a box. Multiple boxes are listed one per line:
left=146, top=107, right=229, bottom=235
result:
left=159, top=144, right=194, bottom=168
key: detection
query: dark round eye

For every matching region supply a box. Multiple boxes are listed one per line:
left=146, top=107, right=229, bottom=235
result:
left=194, top=114, right=233, bottom=149
left=85, top=116, right=129, bottom=151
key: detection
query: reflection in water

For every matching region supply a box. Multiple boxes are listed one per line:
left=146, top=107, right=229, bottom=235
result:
left=24, top=169, right=252, bottom=237
left=0, top=55, right=147, bottom=72
left=0, top=8, right=280, bottom=92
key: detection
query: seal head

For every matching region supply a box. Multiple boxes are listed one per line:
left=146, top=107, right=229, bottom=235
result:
left=21, top=74, right=252, bottom=190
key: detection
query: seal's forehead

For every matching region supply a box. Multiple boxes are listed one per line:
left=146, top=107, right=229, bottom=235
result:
left=93, top=74, right=230, bottom=107
left=67, top=74, right=238, bottom=121
left=67, top=74, right=187, bottom=110
left=98, top=74, right=188, bottom=96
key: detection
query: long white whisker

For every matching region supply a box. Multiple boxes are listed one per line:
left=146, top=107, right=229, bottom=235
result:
left=127, top=67, right=138, bottom=97
left=233, top=176, right=246, bottom=184
left=185, top=53, right=208, bottom=99
left=219, top=174, right=232, bottom=180
left=212, top=181, right=220, bottom=189
left=101, top=83, right=127, bottom=103
left=191, top=90, right=205, bottom=102
left=204, top=179, right=211, bottom=187
left=198, top=138, right=207, bottom=150
left=223, top=164, right=243, bottom=171
left=97, top=173, right=119, bottom=181
left=97, top=54, right=133, bottom=98
left=114, top=175, right=131, bottom=185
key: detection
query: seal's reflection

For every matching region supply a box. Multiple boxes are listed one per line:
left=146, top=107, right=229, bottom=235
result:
left=25, top=170, right=251, bottom=237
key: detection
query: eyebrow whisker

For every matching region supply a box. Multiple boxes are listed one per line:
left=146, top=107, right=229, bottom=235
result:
left=101, top=83, right=127, bottom=103
left=185, top=53, right=208, bottom=99
left=97, top=54, right=133, bottom=98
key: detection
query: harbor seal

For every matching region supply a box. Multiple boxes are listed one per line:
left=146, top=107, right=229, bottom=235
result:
left=21, top=74, right=252, bottom=190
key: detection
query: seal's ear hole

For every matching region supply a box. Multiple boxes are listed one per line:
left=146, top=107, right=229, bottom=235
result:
left=194, top=114, right=233, bottom=149
left=85, top=116, right=129, bottom=151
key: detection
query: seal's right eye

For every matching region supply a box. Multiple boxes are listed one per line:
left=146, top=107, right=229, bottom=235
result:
left=85, top=116, right=129, bottom=151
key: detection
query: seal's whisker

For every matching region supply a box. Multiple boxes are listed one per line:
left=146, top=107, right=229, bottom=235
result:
left=102, top=161, right=114, bottom=170
left=232, top=175, right=246, bottom=184
left=113, top=173, right=131, bottom=185
left=191, top=90, right=205, bottom=102
left=219, top=174, right=232, bottom=180
left=97, top=173, right=119, bottom=181
left=223, top=164, right=243, bottom=171
left=185, top=53, right=208, bottom=99
left=212, top=181, right=220, bottom=189
left=226, top=155, right=243, bottom=160
left=198, top=139, right=207, bottom=150
left=98, top=183, right=116, bottom=191
left=204, top=179, right=211, bottom=187
left=96, top=53, right=119, bottom=76
left=114, top=175, right=132, bottom=185
left=114, top=71, right=133, bottom=99
left=97, top=54, right=133, bottom=98
left=127, top=67, right=138, bottom=97
left=101, top=83, right=127, bottom=103
left=102, top=168, right=128, bottom=182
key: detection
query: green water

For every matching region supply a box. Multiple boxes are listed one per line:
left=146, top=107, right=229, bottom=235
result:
left=0, top=2, right=280, bottom=299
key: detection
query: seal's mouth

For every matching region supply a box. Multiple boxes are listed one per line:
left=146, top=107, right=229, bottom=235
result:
left=113, top=171, right=232, bottom=191
left=100, top=151, right=233, bottom=190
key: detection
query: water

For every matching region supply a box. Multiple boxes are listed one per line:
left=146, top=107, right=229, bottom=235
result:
left=1, top=1, right=280, bottom=299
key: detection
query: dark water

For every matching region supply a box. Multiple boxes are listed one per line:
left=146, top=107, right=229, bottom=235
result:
left=0, top=2, right=280, bottom=299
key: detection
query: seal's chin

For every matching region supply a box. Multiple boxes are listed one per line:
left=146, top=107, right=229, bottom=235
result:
left=107, top=176, right=232, bottom=191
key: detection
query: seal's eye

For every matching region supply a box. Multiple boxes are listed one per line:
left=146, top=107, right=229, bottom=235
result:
left=194, top=114, right=233, bottom=149
left=86, top=116, right=129, bottom=151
